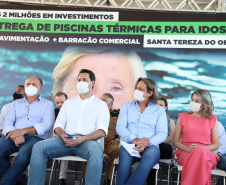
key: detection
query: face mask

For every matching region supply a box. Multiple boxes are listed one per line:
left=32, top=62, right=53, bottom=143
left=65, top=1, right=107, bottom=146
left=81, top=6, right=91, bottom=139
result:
left=25, top=85, right=38, bottom=97
left=134, top=90, right=145, bottom=102
left=189, top=101, right=201, bottom=112
left=77, top=81, right=90, bottom=94
left=13, top=93, right=23, bottom=100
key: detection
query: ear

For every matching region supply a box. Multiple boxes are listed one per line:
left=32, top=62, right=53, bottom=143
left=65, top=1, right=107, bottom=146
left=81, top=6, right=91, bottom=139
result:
left=91, top=81, right=95, bottom=88
left=109, top=102, right=113, bottom=109
left=39, top=86, right=43, bottom=91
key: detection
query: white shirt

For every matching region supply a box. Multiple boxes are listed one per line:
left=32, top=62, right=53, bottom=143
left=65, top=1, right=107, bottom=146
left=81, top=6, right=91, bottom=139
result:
left=218, top=121, right=226, bottom=154
left=0, top=103, right=12, bottom=130
left=54, top=95, right=110, bottom=141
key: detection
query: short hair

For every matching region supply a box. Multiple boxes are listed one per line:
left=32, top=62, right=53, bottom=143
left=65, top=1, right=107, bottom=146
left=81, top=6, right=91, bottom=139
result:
left=18, top=85, right=24, bottom=88
left=52, top=46, right=146, bottom=96
left=158, top=97, right=168, bottom=115
left=55, top=92, right=68, bottom=100
left=103, top=93, right=114, bottom=104
left=78, top=69, right=96, bottom=82
left=189, top=89, right=214, bottom=118
left=26, top=76, right=43, bottom=87
left=135, top=77, right=158, bottom=105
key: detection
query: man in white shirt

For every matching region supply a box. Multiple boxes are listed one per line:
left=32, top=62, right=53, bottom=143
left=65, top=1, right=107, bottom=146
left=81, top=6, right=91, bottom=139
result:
left=28, top=69, right=110, bottom=185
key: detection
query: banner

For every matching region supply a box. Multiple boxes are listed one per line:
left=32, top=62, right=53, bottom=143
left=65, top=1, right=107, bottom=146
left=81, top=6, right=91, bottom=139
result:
left=0, top=4, right=225, bottom=124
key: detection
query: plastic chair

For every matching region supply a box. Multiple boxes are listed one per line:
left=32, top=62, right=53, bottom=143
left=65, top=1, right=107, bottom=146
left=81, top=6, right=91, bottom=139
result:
left=110, top=157, right=159, bottom=185
left=177, top=165, right=226, bottom=185
left=48, top=138, right=107, bottom=185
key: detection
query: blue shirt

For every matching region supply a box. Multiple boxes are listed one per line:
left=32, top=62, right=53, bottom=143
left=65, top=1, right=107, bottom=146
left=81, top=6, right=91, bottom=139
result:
left=116, top=100, right=168, bottom=147
left=2, top=96, right=55, bottom=139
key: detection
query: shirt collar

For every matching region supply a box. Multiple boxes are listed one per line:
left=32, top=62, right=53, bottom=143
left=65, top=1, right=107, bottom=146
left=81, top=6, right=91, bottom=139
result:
left=23, top=95, right=42, bottom=103
left=134, top=100, right=152, bottom=106
left=78, top=94, right=95, bottom=101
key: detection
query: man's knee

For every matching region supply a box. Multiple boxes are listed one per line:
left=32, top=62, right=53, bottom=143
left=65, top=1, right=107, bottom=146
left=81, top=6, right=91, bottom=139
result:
left=31, top=140, right=46, bottom=156
left=86, top=141, right=103, bottom=159
left=143, top=145, right=160, bottom=159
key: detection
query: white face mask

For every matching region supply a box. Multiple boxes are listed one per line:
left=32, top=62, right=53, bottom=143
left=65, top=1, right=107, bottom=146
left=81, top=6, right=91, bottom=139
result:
left=77, top=81, right=90, bottom=94
left=25, top=85, right=38, bottom=97
left=189, top=101, right=201, bottom=112
left=134, top=90, right=145, bottom=102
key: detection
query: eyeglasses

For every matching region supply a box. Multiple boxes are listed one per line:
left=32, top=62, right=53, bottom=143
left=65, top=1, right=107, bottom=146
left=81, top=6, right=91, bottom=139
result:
left=26, top=105, right=30, bottom=116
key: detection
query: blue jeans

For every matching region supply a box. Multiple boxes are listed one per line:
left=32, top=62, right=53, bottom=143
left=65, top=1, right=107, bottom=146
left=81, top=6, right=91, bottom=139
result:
left=0, top=135, right=42, bottom=185
left=216, top=154, right=226, bottom=185
left=27, top=137, right=103, bottom=185
left=117, top=145, right=160, bottom=185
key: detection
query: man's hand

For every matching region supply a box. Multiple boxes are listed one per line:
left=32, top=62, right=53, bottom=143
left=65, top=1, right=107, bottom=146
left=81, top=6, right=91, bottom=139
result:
left=109, top=139, right=119, bottom=145
left=132, top=137, right=150, bottom=148
left=134, top=143, right=145, bottom=153
left=139, top=137, right=150, bottom=147
left=14, top=135, right=25, bottom=147
left=6, top=129, right=25, bottom=140
left=64, top=136, right=86, bottom=147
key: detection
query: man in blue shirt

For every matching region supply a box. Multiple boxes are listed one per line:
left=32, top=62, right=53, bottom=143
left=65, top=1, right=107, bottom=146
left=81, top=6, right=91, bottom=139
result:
left=116, top=77, right=168, bottom=185
left=0, top=76, right=54, bottom=185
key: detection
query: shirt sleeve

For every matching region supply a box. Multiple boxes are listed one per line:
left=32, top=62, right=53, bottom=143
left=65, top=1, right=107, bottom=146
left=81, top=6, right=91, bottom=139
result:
left=0, top=105, right=9, bottom=130
left=149, top=107, right=168, bottom=146
left=116, top=103, right=136, bottom=143
left=96, top=102, right=110, bottom=136
left=218, top=121, right=226, bottom=154
left=54, top=100, right=67, bottom=132
left=2, top=103, right=16, bottom=136
left=32, top=101, right=55, bottom=137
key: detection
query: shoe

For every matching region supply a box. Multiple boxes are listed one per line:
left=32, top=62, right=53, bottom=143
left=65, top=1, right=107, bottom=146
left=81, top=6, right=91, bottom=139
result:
left=58, top=179, right=66, bottom=185
left=107, top=178, right=111, bottom=185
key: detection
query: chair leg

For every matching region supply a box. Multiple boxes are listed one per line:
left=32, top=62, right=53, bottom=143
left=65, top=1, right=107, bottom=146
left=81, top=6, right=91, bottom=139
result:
left=224, top=176, right=225, bottom=185
left=48, top=160, right=55, bottom=185
left=177, top=171, right=180, bottom=185
left=155, top=169, right=159, bottom=185
left=167, top=164, right=170, bottom=185
left=110, top=164, right=115, bottom=185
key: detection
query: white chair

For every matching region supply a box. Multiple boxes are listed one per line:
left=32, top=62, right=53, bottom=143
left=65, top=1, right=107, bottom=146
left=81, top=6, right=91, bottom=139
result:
left=159, top=159, right=172, bottom=185
left=177, top=165, right=226, bottom=185
left=48, top=138, right=107, bottom=185
left=110, top=157, right=159, bottom=185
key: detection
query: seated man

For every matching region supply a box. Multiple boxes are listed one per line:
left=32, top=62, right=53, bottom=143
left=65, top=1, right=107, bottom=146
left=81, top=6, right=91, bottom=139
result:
left=81, top=93, right=120, bottom=185
left=54, top=92, right=69, bottom=185
left=0, top=85, right=25, bottom=137
left=116, top=77, right=168, bottom=185
left=27, top=69, right=110, bottom=185
left=102, top=93, right=120, bottom=184
left=0, top=76, right=54, bottom=185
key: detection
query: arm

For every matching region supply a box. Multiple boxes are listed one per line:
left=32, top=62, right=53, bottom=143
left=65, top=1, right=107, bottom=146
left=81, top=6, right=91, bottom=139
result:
left=66, top=130, right=106, bottom=147
left=2, top=103, right=16, bottom=136
left=205, top=120, right=219, bottom=151
left=6, top=102, right=55, bottom=139
left=172, top=118, right=191, bottom=152
left=116, top=103, right=137, bottom=143
left=149, top=108, right=168, bottom=146
left=164, top=119, right=176, bottom=143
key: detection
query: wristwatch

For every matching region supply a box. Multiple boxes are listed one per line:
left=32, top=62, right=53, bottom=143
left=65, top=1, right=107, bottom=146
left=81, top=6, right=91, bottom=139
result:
left=217, top=152, right=222, bottom=158
left=115, top=138, right=120, bottom=143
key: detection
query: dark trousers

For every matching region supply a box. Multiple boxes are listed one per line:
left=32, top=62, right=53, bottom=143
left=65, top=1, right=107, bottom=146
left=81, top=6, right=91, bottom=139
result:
left=146, top=142, right=172, bottom=185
